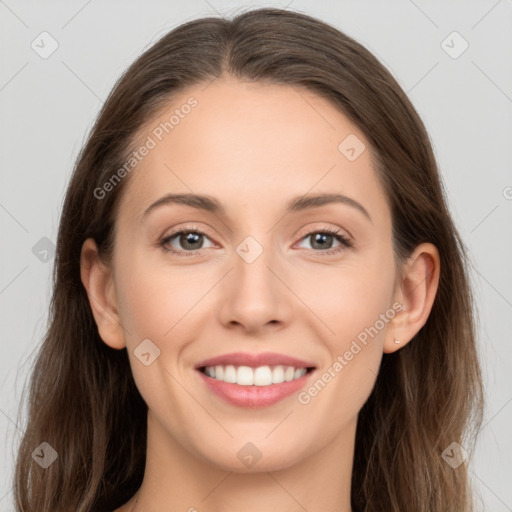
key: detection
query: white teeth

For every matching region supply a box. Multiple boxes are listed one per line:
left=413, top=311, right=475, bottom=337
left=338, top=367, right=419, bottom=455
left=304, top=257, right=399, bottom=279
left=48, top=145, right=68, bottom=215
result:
left=272, top=365, right=285, bottom=384
left=254, top=366, right=272, bottom=386
left=202, top=364, right=309, bottom=386
left=237, top=366, right=254, bottom=385
left=284, top=366, right=295, bottom=382
left=224, top=365, right=237, bottom=383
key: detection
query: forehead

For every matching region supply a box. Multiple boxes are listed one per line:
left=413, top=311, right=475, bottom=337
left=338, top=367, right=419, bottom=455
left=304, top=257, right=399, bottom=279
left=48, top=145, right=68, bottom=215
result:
left=117, top=77, right=389, bottom=226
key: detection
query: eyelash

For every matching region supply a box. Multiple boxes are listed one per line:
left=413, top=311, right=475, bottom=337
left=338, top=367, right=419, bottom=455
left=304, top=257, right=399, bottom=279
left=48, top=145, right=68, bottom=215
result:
left=157, top=226, right=352, bottom=257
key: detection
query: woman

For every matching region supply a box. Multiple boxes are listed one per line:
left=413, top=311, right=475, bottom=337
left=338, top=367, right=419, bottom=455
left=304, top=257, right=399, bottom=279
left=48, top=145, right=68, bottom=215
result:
left=13, top=7, right=484, bottom=512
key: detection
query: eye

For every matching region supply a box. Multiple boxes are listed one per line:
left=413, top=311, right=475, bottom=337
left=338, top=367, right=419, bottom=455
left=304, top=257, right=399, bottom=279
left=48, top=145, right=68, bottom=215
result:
left=159, top=228, right=215, bottom=256
left=158, top=226, right=352, bottom=257
left=296, top=228, right=352, bottom=255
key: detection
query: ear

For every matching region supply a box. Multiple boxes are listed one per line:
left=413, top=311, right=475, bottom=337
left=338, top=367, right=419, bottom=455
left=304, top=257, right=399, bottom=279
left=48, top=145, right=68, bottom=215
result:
left=80, top=238, right=126, bottom=350
left=383, top=242, right=440, bottom=354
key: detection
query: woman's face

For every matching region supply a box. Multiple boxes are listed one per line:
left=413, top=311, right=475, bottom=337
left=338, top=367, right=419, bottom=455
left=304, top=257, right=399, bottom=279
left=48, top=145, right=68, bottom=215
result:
left=104, top=77, right=401, bottom=471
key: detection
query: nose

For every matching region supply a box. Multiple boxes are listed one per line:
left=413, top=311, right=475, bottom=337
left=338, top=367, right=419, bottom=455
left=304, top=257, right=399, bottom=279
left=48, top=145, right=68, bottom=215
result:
left=217, top=238, right=292, bottom=335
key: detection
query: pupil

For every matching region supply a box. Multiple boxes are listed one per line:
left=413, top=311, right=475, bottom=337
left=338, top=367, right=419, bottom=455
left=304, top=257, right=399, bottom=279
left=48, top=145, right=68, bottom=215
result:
left=182, top=232, right=201, bottom=249
left=312, top=233, right=331, bottom=250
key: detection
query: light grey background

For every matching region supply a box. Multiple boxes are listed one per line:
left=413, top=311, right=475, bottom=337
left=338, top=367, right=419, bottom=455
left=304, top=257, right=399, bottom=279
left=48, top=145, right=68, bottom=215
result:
left=1, top=0, right=511, bottom=510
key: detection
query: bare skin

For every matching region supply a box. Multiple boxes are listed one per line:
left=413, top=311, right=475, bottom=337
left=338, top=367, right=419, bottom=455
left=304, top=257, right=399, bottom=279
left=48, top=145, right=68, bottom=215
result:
left=81, top=77, right=440, bottom=512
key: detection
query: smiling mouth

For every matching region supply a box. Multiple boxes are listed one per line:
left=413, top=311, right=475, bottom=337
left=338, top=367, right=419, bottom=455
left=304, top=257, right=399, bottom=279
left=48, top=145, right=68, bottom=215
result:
left=198, top=364, right=316, bottom=386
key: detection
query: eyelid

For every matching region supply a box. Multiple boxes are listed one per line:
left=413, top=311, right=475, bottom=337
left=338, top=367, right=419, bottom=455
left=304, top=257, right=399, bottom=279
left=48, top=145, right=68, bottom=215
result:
left=294, top=223, right=352, bottom=243
left=161, top=222, right=217, bottom=240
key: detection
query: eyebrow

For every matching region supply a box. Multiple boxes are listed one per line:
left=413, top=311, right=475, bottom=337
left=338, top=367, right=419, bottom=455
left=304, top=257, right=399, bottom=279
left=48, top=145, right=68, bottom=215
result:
left=141, top=192, right=372, bottom=223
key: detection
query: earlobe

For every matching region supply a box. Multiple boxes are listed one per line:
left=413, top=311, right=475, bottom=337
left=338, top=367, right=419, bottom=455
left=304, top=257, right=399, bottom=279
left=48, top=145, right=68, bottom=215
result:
left=384, top=243, right=441, bottom=354
left=80, top=238, right=126, bottom=350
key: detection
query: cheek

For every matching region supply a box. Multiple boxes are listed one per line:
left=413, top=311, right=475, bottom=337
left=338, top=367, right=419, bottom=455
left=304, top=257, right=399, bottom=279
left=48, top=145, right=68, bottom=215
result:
left=116, top=270, right=165, bottom=339
left=114, top=247, right=197, bottom=341
left=300, top=248, right=395, bottom=343
left=298, top=261, right=395, bottom=431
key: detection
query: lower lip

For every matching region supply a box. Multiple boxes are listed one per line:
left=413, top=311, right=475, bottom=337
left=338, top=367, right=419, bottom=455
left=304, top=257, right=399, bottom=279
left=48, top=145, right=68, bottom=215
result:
left=197, top=369, right=315, bottom=408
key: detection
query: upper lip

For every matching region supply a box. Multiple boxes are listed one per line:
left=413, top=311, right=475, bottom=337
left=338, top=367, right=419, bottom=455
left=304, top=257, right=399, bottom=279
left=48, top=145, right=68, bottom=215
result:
left=195, top=352, right=316, bottom=369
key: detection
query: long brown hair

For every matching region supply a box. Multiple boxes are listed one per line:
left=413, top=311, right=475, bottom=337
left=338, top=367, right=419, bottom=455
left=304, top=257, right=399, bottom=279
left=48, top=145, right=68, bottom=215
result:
left=13, top=8, right=484, bottom=511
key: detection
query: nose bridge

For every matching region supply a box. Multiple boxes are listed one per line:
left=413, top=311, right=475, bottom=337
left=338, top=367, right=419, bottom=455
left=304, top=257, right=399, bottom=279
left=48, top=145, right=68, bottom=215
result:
left=234, top=232, right=279, bottom=299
